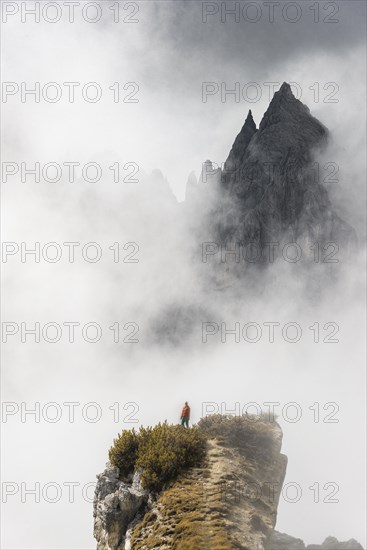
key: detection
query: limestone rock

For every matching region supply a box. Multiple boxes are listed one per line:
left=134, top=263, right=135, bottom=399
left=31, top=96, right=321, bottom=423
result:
left=93, top=464, right=148, bottom=550
left=93, top=420, right=364, bottom=550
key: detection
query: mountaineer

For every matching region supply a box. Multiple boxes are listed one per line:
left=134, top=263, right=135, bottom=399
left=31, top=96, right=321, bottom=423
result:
left=180, top=401, right=190, bottom=428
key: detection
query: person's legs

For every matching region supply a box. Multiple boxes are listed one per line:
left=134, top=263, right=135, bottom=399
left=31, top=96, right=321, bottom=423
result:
left=184, top=418, right=189, bottom=428
left=181, top=417, right=186, bottom=427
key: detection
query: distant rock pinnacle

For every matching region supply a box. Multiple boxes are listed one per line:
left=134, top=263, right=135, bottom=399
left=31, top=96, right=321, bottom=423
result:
left=213, top=81, right=356, bottom=263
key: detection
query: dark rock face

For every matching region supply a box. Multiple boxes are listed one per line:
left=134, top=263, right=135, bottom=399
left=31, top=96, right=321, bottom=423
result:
left=222, top=109, right=257, bottom=182
left=213, top=82, right=356, bottom=263
left=271, top=531, right=364, bottom=550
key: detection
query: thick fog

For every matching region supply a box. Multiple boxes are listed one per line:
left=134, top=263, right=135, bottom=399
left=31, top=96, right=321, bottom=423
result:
left=1, top=1, right=366, bottom=549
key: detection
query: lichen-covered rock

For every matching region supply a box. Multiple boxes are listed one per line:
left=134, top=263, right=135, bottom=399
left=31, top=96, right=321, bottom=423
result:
left=93, top=464, right=148, bottom=550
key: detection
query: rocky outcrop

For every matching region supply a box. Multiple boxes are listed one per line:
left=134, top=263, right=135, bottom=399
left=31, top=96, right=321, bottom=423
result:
left=94, top=416, right=288, bottom=550
left=93, top=465, right=148, bottom=550
left=271, top=531, right=364, bottom=549
left=93, top=417, right=364, bottom=549
left=129, top=429, right=287, bottom=549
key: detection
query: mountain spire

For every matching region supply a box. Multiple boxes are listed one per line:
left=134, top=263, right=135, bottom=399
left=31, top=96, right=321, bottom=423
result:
left=278, top=81, right=294, bottom=97
left=244, top=109, right=256, bottom=131
left=259, top=81, right=308, bottom=132
left=223, top=110, right=257, bottom=177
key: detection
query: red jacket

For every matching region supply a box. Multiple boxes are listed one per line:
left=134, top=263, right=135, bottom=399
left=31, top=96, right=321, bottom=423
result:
left=181, top=405, right=190, bottom=419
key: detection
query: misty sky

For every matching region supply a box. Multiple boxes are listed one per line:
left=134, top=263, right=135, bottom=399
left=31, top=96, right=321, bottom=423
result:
left=1, top=1, right=366, bottom=549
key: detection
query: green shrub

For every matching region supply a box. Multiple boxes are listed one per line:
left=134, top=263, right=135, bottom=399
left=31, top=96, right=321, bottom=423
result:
left=109, top=422, right=207, bottom=492
left=109, top=428, right=139, bottom=478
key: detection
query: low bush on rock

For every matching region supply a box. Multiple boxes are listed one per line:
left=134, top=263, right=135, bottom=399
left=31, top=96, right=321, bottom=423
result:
left=108, top=428, right=139, bottom=478
left=109, top=422, right=207, bottom=492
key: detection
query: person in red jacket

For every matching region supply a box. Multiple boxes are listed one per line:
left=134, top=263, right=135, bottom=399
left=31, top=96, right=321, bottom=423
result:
left=181, top=402, right=190, bottom=428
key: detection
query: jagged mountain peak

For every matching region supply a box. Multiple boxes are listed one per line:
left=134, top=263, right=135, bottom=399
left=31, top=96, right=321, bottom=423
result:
left=236, top=108, right=257, bottom=136
left=223, top=109, right=258, bottom=176
left=215, top=84, right=356, bottom=262
left=278, top=80, right=294, bottom=96
left=187, top=83, right=355, bottom=265
left=259, top=81, right=324, bottom=135
left=244, top=108, right=256, bottom=130
left=268, top=81, right=297, bottom=106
